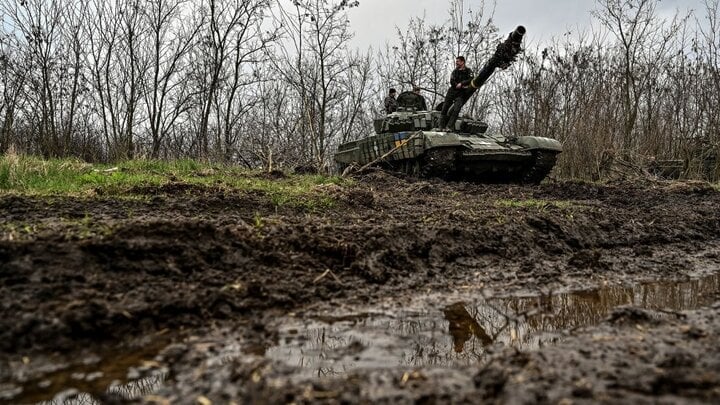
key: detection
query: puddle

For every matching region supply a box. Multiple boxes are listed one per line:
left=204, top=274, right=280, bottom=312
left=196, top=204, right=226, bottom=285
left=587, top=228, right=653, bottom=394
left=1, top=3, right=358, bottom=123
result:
left=5, top=275, right=719, bottom=400
left=7, top=337, right=170, bottom=404
left=265, top=274, right=720, bottom=377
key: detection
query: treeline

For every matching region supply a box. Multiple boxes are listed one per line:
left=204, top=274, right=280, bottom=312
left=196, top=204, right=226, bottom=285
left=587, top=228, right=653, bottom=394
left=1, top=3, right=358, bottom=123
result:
left=1, top=0, right=719, bottom=180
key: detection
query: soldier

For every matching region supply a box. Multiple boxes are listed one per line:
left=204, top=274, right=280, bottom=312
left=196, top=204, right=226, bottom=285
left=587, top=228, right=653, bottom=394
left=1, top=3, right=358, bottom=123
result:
left=439, top=56, right=476, bottom=130
left=413, top=86, right=428, bottom=111
left=412, top=86, right=428, bottom=111
left=384, top=88, right=398, bottom=114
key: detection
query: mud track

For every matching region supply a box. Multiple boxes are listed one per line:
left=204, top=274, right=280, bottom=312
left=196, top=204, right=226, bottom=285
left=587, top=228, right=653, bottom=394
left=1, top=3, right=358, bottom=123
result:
left=1, top=173, right=720, bottom=403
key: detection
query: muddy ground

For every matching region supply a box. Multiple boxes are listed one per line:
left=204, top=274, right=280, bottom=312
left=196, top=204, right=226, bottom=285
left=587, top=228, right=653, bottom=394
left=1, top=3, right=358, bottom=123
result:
left=1, top=172, right=720, bottom=403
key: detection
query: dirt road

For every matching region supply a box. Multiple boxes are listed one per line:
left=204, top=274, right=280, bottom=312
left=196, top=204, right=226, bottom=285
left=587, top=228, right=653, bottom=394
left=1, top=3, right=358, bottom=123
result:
left=1, top=173, right=719, bottom=403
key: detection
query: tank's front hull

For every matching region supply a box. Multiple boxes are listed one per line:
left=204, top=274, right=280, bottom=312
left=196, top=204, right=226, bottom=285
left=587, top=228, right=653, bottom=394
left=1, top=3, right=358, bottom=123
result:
left=418, top=147, right=535, bottom=183
left=457, top=150, right=534, bottom=181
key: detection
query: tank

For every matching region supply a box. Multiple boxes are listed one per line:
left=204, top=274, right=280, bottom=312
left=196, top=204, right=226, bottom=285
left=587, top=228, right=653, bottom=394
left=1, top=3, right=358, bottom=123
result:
left=334, top=26, right=563, bottom=184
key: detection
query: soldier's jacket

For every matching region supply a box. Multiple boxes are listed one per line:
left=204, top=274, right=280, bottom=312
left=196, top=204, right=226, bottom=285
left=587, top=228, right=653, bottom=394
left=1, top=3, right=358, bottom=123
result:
left=450, top=67, right=474, bottom=88
left=384, top=95, right=398, bottom=114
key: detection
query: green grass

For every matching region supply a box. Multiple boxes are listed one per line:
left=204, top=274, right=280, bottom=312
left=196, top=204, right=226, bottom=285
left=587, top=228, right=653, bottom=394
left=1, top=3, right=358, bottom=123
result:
left=0, top=153, right=347, bottom=209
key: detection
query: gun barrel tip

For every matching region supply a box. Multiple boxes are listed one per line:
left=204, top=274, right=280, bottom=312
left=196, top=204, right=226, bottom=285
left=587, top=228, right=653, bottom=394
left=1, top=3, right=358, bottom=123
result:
left=516, top=25, right=526, bottom=34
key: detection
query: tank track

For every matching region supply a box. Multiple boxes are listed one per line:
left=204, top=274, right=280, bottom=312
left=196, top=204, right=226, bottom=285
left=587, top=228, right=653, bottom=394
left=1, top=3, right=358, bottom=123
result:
left=421, top=148, right=457, bottom=179
left=521, top=150, right=558, bottom=184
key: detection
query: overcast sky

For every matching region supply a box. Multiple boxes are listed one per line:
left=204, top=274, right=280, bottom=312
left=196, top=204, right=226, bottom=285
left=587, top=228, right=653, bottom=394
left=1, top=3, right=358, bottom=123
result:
left=345, top=0, right=708, bottom=50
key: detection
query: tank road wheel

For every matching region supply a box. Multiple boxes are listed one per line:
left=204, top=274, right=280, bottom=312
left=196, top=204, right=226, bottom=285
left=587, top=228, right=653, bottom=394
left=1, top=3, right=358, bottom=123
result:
left=400, top=160, right=421, bottom=177
left=421, top=148, right=458, bottom=179
left=521, top=150, right=558, bottom=184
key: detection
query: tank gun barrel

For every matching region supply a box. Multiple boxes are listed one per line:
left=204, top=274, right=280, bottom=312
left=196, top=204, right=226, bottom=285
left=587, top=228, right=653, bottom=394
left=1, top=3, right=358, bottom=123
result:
left=509, top=25, right=526, bottom=43
left=470, top=25, right=526, bottom=89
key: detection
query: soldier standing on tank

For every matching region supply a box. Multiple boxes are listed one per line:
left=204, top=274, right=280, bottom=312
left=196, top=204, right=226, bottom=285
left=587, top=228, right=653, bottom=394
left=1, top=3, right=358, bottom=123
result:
left=384, top=88, right=398, bottom=114
left=439, top=56, right=475, bottom=130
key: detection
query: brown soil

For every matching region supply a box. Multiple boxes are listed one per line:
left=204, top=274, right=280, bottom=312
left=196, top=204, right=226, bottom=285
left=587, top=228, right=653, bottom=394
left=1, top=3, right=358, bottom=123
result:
left=1, top=172, right=720, bottom=403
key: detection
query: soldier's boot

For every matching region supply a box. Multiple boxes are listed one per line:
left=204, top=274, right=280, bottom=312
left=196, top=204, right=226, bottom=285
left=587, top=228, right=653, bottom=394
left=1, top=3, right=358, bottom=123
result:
left=437, top=115, right=447, bottom=130
left=446, top=111, right=459, bottom=131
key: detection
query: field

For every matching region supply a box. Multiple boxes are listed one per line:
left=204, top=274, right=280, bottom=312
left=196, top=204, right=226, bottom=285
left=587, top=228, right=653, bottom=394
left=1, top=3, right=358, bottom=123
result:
left=1, top=158, right=719, bottom=403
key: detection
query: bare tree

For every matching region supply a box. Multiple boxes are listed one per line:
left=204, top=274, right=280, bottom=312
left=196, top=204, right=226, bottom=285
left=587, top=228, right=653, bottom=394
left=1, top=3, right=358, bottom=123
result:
left=58, top=0, right=88, bottom=156
left=336, top=51, right=374, bottom=144
left=377, top=17, right=450, bottom=108
left=83, top=0, right=148, bottom=160
left=2, top=0, right=65, bottom=156
left=190, top=0, right=273, bottom=159
left=85, top=0, right=118, bottom=158
left=215, top=1, right=277, bottom=162
left=0, top=34, right=28, bottom=152
left=593, top=0, right=686, bottom=154
left=240, top=74, right=294, bottom=169
left=141, top=0, right=203, bottom=158
left=271, top=0, right=360, bottom=168
left=117, top=0, right=147, bottom=159
left=693, top=0, right=720, bottom=178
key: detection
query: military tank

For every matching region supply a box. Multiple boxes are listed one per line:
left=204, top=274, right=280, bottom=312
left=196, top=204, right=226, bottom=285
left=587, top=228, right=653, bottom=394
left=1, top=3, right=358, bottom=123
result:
left=334, top=26, right=563, bottom=184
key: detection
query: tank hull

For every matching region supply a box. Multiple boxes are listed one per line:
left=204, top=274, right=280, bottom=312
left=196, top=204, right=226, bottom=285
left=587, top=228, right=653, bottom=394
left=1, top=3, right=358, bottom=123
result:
left=335, top=117, right=562, bottom=184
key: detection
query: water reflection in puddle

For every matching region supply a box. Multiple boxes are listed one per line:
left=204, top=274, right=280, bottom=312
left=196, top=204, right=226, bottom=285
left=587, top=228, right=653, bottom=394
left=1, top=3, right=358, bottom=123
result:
left=266, top=274, right=720, bottom=376
left=32, top=373, right=168, bottom=405
left=11, top=337, right=170, bottom=404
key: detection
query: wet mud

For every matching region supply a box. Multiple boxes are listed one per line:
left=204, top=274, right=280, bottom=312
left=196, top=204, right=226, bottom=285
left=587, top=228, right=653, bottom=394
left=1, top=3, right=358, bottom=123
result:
left=2, top=173, right=720, bottom=403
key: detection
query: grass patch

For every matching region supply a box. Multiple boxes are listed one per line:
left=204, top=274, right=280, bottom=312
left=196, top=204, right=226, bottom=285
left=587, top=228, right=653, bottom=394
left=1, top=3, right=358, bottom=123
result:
left=0, top=153, right=348, bottom=209
left=1, top=216, right=116, bottom=241
left=0, top=153, right=169, bottom=194
left=495, top=198, right=573, bottom=211
left=0, top=222, right=37, bottom=241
